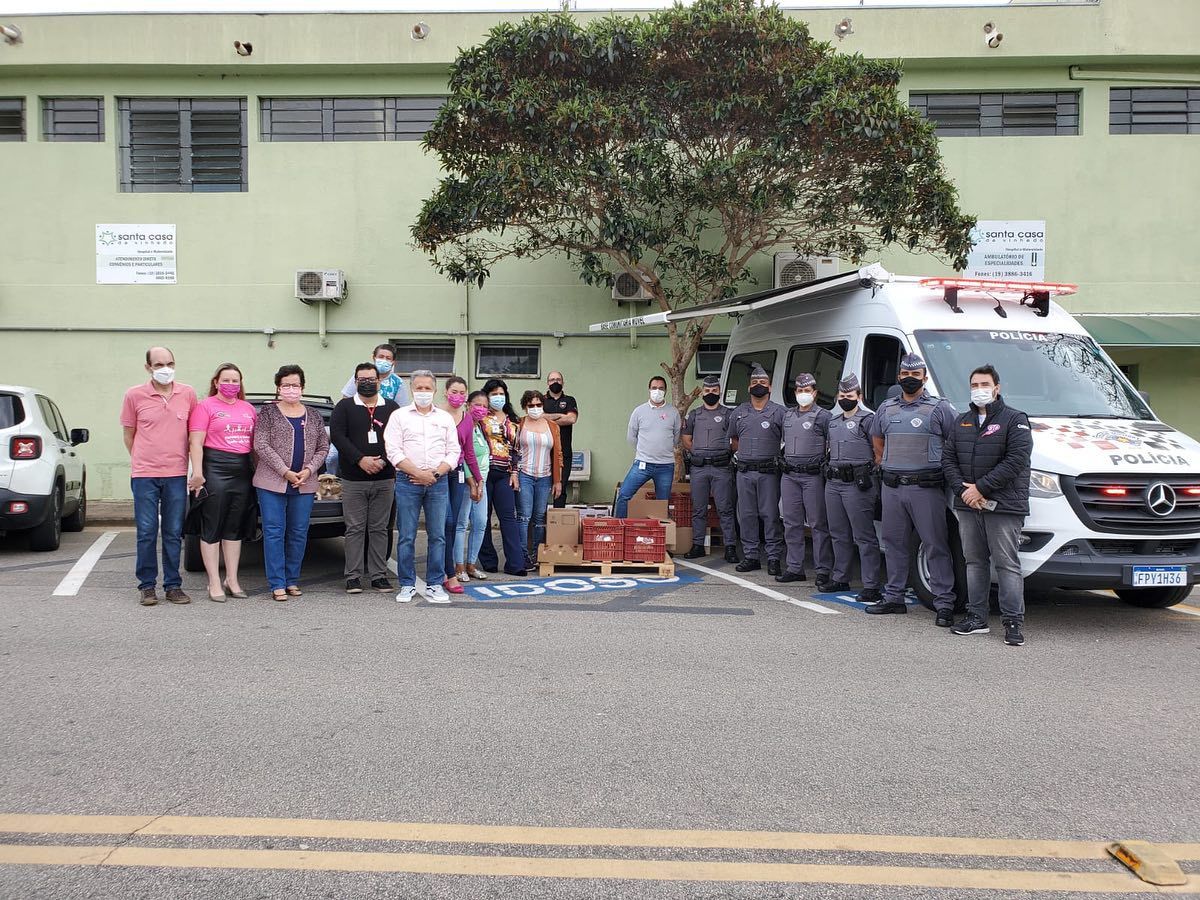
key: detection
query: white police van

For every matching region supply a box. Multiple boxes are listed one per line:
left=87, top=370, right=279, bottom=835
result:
left=596, top=264, right=1200, bottom=608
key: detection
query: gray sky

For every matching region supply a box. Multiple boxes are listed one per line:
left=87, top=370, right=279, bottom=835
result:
left=2, top=1, right=1031, bottom=16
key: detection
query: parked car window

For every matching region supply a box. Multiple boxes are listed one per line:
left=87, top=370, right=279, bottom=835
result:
left=784, top=341, right=848, bottom=409
left=37, top=396, right=66, bottom=440
left=0, top=393, right=24, bottom=428
left=49, top=401, right=70, bottom=440
left=862, top=334, right=904, bottom=411
left=724, top=350, right=777, bottom=407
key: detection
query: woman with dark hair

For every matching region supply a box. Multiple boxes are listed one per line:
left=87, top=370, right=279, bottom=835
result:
left=186, top=362, right=257, bottom=602
left=253, top=364, right=328, bottom=602
left=438, top=375, right=479, bottom=595
left=454, top=390, right=491, bottom=582
left=515, top=389, right=563, bottom=569
left=477, top=377, right=526, bottom=577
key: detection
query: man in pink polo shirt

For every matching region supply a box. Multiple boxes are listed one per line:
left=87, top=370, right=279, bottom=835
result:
left=119, top=346, right=197, bottom=607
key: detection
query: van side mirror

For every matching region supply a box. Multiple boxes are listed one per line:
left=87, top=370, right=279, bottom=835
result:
left=70, top=428, right=89, bottom=446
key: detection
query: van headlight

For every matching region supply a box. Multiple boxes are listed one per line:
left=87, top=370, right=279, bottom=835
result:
left=1029, top=470, right=1063, bottom=499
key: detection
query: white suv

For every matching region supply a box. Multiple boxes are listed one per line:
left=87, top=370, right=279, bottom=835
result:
left=0, top=385, right=88, bottom=551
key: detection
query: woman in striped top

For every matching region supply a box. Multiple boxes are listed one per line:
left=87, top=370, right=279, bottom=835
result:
left=478, top=378, right=528, bottom=577
left=515, top=390, right=563, bottom=570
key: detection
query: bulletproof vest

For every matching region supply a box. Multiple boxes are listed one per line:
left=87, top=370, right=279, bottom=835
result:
left=880, top=395, right=943, bottom=472
left=828, top=409, right=874, bottom=464
left=689, top=406, right=731, bottom=454
left=733, top=402, right=784, bottom=460
left=782, top=407, right=827, bottom=463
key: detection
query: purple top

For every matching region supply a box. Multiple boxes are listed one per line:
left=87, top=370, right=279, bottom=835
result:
left=455, top=414, right=483, bottom=483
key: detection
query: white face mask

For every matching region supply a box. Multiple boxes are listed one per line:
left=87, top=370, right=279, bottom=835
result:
left=971, top=387, right=995, bottom=407
left=795, top=392, right=814, bottom=407
left=151, top=367, right=175, bottom=385
left=649, top=389, right=666, bottom=404
left=527, top=407, right=544, bottom=420
left=413, top=391, right=435, bottom=408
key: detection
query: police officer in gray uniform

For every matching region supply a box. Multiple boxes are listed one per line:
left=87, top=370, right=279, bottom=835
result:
left=777, top=373, right=833, bottom=586
left=824, top=373, right=882, bottom=602
left=729, top=364, right=786, bottom=575
left=681, top=375, right=739, bottom=563
left=868, top=353, right=959, bottom=626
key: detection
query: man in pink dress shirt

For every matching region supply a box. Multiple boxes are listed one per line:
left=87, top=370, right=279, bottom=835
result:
left=383, top=370, right=461, bottom=605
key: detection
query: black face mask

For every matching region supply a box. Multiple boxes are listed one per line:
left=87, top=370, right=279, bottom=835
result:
left=838, top=398, right=858, bottom=412
left=548, top=382, right=563, bottom=394
left=749, top=384, right=770, bottom=398
left=357, top=380, right=379, bottom=398
left=898, top=376, right=924, bottom=396
left=701, top=393, right=720, bottom=406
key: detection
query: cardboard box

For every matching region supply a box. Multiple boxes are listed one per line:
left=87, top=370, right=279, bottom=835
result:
left=577, top=505, right=612, bottom=518
left=634, top=481, right=656, bottom=499
left=539, top=543, right=583, bottom=565
left=657, top=518, right=677, bottom=550
left=547, top=508, right=580, bottom=528
left=628, top=497, right=669, bottom=520
left=545, top=508, right=581, bottom=545
left=672, top=526, right=694, bottom=554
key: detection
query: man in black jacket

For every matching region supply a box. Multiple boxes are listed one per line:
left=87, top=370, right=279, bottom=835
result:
left=330, top=362, right=400, bottom=595
left=942, top=364, right=1033, bottom=645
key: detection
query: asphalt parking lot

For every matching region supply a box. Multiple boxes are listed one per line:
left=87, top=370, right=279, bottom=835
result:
left=0, top=526, right=1197, bottom=899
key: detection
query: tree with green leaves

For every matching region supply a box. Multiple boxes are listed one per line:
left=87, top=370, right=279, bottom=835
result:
left=413, top=0, right=975, bottom=413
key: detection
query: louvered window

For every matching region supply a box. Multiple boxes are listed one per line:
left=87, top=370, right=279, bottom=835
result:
left=260, top=96, right=444, bottom=142
left=910, top=91, right=1078, bottom=137
left=118, top=98, right=247, bottom=192
left=43, top=98, right=104, bottom=142
left=1110, top=88, right=1200, bottom=135
left=0, top=98, right=25, bottom=142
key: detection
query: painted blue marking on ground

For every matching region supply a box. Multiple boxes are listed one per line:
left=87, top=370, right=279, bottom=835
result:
left=463, top=572, right=701, bottom=602
left=811, top=589, right=921, bottom=610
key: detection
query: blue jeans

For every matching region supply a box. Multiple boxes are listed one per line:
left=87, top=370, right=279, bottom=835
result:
left=614, top=461, right=675, bottom=518
left=257, top=488, right=315, bottom=591
left=517, top=471, right=553, bottom=562
left=395, top=475, right=449, bottom=588
left=454, top=481, right=488, bottom=566
left=131, top=476, right=188, bottom=591
left=443, top=468, right=467, bottom=577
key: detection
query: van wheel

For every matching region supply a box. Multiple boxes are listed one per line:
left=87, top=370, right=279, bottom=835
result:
left=29, top=486, right=63, bottom=552
left=63, top=482, right=87, bottom=533
left=909, top=513, right=968, bottom=613
left=183, top=534, right=204, bottom=573
left=1114, top=586, right=1192, bottom=608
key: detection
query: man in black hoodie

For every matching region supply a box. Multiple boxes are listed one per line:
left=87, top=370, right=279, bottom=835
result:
left=942, top=364, right=1033, bottom=646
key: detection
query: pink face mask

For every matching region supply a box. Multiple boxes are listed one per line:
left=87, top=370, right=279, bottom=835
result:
left=279, top=385, right=302, bottom=402
left=470, top=405, right=488, bottom=421
left=217, top=383, right=240, bottom=399
left=447, top=394, right=467, bottom=409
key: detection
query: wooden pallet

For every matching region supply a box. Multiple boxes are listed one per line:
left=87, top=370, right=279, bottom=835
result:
left=538, top=556, right=675, bottom=578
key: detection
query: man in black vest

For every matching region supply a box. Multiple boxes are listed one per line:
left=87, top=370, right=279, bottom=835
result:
left=942, top=364, right=1033, bottom=646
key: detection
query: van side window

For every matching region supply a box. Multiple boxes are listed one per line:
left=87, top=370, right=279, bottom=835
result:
left=784, top=342, right=847, bottom=409
left=862, top=334, right=904, bottom=410
left=725, top=351, right=777, bottom=407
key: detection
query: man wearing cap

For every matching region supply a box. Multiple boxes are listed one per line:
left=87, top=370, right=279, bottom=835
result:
left=681, top=375, right=738, bottom=562
left=728, top=364, right=786, bottom=574
left=825, top=373, right=883, bottom=603
left=777, top=374, right=833, bottom=586
left=869, top=352, right=959, bottom=626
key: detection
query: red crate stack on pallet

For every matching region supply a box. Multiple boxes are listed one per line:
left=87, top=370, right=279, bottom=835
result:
left=582, top=517, right=625, bottom=562
left=623, top=518, right=667, bottom=562
left=666, top=491, right=691, bottom=525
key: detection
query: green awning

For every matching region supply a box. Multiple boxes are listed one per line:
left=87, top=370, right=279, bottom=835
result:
left=1077, top=314, right=1200, bottom=348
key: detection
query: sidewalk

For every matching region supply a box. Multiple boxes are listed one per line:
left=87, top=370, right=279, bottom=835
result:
left=90, top=501, right=135, bottom=525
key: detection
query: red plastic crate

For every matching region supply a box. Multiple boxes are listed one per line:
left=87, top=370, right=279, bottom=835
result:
left=667, top=491, right=692, bottom=524
left=622, top=518, right=667, bottom=563
left=582, top=517, right=625, bottom=562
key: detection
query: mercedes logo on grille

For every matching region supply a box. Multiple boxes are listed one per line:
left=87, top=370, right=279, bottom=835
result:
left=1145, top=482, right=1177, bottom=517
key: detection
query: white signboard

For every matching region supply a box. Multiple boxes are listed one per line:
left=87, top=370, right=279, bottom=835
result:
left=965, top=220, right=1045, bottom=281
left=96, top=224, right=177, bottom=284
left=588, top=311, right=669, bottom=332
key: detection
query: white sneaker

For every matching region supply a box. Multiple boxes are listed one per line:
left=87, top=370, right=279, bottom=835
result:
left=423, top=584, right=451, bottom=604
left=395, top=586, right=418, bottom=603
left=456, top=572, right=471, bottom=584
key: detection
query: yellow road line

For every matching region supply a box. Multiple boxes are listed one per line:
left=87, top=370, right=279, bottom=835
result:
left=1, top=813, right=1196, bottom=861
left=0, top=843, right=1193, bottom=892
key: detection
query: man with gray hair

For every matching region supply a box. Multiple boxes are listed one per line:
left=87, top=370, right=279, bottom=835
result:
left=384, top=369, right=460, bottom=605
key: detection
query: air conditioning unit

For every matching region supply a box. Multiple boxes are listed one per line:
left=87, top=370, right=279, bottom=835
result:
left=612, top=267, right=654, bottom=303
left=773, top=254, right=839, bottom=289
left=295, top=269, right=346, bottom=304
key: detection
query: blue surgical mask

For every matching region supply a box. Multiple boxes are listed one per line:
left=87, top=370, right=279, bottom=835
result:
left=489, top=394, right=506, bottom=410
left=375, top=359, right=393, bottom=375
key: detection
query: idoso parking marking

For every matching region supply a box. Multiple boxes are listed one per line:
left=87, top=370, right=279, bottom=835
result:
left=463, top=573, right=700, bottom=601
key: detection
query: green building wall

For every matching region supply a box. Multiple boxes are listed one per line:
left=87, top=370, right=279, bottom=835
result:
left=1, top=1, right=1198, bottom=501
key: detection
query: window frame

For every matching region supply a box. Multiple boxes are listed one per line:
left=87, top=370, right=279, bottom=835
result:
left=43, top=97, right=105, bottom=142
left=388, top=340, right=457, bottom=378
left=260, top=95, right=446, bottom=142
left=36, top=396, right=67, bottom=441
left=723, top=350, right=778, bottom=408
left=1110, top=87, right=1200, bottom=135
left=695, top=339, right=729, bottom=377
left=118, top=97, right=248, bottom=193
left=783, top=341, right=848, bottom=410
left=909, top=90, right=1079, bottom=137
left=0, top=97, right=25, bottom=142
left=475, top=342, right=542, bottom=380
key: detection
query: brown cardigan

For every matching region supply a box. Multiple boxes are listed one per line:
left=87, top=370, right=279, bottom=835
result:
left=252, top=402, right=329, bottom=494
left=515, top=416, right=564, bottom=484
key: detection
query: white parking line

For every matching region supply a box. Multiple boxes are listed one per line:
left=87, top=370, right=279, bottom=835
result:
left=52, top=531, right=119, bottom=597
left=1172, top=603, right=1200, bottom=618
left=674, top=559, right=840, bottom=614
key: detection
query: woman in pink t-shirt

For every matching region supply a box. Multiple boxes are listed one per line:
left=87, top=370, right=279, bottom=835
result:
left=186, top=363, right=258, bottom=602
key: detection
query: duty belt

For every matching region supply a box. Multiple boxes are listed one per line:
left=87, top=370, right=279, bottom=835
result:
left=782, top=460, right=824, bottom=475
left=827, top=463, right=874, bottom=483
left=736, top=458, right=779, bottom=474
left=691, top=452, right=731, bottom=468
left=881, top=469, right=944, bottom=489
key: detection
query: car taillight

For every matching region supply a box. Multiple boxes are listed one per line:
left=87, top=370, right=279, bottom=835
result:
left=9, top=436, right=41, bottom=460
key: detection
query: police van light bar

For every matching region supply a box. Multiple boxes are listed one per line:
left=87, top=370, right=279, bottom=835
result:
left=920, top=277, right=1078, bottom=296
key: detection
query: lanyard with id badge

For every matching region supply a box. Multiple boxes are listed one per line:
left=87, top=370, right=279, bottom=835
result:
left=366, top=405, right=383, bottom=445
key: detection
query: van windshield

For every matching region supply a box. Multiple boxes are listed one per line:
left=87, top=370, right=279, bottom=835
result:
left=914, top=330, right=1152, bottom=420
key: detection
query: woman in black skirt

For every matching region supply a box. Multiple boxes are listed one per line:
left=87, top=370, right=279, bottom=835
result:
left=186, top=363, right=258, bottom=602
